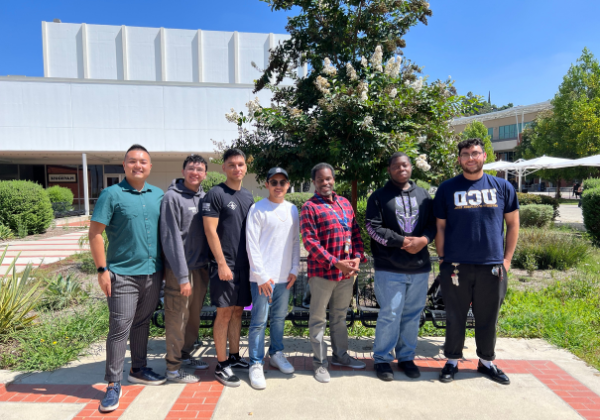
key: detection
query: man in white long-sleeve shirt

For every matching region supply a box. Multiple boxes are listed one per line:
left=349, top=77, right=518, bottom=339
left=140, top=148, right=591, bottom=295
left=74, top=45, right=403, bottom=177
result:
left=246, top=167, right=300, bottom=390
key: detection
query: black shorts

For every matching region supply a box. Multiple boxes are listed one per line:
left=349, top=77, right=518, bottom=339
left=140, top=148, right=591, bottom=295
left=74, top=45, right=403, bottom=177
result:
left=209, top=263, right=251, bottom=308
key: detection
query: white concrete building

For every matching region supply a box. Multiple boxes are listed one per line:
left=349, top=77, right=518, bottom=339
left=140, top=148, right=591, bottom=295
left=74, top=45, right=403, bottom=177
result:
left=0, top=22, right=303, bottom=210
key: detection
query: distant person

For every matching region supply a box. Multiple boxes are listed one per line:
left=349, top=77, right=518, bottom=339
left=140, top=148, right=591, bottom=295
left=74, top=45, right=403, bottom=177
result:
left=246, top=167, right=300, bottom=390
left=434, top=138, right=519, bottom=385
left=202, top=148, right=254, bottom=387
left=300, top=163, right=367, bottom=384
left=573, top=181, right=581, bottom=199
left=89, top=144, right=166, bottom=413
left=366, top=152, right=436, bottom=382
left=160, top=154, right=210, bottom=384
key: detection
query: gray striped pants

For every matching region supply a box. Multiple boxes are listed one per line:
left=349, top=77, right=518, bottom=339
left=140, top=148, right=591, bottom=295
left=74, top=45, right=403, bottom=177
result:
left=105, top=271, right=162, bottom=382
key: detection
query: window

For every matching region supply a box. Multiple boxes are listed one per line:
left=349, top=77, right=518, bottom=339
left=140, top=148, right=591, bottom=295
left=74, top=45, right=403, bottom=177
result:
left=499, top=124, right=518, bottom=140
left=0, top=164, right=19, bottom=181
left=487, top=127, right=494, bottom=140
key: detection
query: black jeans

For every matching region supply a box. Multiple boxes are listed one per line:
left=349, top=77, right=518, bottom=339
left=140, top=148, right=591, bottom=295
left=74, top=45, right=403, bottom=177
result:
left=439, top=263, right=507, bottom=361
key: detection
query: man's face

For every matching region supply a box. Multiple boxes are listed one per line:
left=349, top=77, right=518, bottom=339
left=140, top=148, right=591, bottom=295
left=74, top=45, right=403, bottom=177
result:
left=458, top=145, right=486, bottom=174
left=313, top=168, right=335, bottom=197
left=388, top=156, right=412, bottom=184
left=123, top=150, right=152, bottom=182
left=182, top=161, right=206, bottom=189
left=222, top=155, right=247, bottom=181
left=265, top=174, right=289, bottom=199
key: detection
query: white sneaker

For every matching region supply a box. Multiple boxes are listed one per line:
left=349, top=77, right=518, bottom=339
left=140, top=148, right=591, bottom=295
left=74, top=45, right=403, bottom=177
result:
left=249, top=364, right=266, bottom=390
left=269, top=351, right=295, bottom=374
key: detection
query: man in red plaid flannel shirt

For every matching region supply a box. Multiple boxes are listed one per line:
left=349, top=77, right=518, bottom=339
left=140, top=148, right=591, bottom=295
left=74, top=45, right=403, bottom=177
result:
left=300, top=163, right=368, bottom=383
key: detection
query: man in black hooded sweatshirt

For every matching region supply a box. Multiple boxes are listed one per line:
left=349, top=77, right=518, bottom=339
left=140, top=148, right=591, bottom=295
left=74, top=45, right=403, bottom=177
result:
left=366, top=152, right=436, bottom=382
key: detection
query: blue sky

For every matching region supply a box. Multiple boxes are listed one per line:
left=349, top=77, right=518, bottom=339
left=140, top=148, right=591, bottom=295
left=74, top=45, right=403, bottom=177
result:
left=1, top=0, right=598, bottom=106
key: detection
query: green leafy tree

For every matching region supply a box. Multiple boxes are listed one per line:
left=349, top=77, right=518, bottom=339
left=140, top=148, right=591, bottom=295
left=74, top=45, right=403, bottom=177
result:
left=461, top=92, right=513, bottom=116
left=460, top=120, right=496, bottom=176
left=223, top=0, right=466, bottom=207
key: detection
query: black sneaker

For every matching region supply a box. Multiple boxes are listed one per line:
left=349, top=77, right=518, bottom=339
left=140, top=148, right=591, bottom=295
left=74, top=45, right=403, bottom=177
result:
left=128, top=367, right=167, bottom=385
left=215, top=363, right=241, bottom=387
left=374, top=363, right=394, bottom=382
left=228, top=354, right=250, bottom=369
left=439, top=363, right=458, bottom=383
left=398, top=360, right=421, bottom=378
left=477, top=361, right=510, bottom=385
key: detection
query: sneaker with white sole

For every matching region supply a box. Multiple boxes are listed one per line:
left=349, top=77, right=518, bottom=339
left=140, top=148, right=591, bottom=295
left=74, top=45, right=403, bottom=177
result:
left=166, top=370, right=200, bottom=384
left=181, top=357, right=209, bottom=370
left=314, top=366, right=330, bottom=383
left=214, top=363, right=241, bottom=387
left=228, top=354, right=250, bottom=369
left=249, top=364, right=266, bottom=390
left=269, top=351, right=295, bottom=374
left=331, top=354, right=366, bottom=369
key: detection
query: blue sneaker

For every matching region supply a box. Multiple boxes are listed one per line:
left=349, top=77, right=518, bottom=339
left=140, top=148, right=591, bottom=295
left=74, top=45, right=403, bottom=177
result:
left=99, top=382, right=121, bottom=413
left=128, top=367, right=167, bottom=385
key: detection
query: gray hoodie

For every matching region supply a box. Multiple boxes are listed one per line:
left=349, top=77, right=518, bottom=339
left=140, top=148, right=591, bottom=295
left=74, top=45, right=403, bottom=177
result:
left=160, top=179, right=208, bottom=284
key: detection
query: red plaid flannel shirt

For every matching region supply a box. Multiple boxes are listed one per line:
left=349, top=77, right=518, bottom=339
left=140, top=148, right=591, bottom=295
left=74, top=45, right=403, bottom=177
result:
left=300, top=192, right=367, bottom=281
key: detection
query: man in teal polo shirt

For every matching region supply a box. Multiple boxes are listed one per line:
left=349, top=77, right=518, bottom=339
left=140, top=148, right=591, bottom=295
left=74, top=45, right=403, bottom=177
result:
left=89, top=144, right=166, bottom=413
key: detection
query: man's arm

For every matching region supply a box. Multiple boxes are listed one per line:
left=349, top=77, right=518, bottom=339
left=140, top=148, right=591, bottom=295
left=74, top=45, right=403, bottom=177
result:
left=203, top=216, right=233, bottom=281
left=435, top=218, right=446, bottom=262
left=365, top=194, right=406, bottom=248
left=89, top=221, right=110, bottom=297
left=160, top=197, right=192, bottom=296
left=287, top=206, right=301, bottom=289
left=503, top=210, right=520, bottom=271
left=245, top=208, right=269, bottom=286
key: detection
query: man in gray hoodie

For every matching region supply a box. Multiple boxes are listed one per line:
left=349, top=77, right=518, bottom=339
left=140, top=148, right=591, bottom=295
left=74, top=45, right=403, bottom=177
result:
left=160, top=154, right=210, bottom=383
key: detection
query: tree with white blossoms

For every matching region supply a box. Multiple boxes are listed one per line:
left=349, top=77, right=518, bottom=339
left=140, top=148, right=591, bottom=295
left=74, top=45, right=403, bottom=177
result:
left=224, top=0, right=466, bottom=207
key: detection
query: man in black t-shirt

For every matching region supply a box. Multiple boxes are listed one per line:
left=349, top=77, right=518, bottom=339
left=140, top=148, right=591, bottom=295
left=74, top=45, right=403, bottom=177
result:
left=202, top=149, right=255, bottom=387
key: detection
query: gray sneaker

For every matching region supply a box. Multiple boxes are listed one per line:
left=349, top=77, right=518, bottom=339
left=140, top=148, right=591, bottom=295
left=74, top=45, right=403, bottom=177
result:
left=181, top=357, right=209, bottom=370
left=331, top=354, right=366, bottom=369
left=166, top=370, right=200, bottom=384
left=314, top=366, right=330, bottom=383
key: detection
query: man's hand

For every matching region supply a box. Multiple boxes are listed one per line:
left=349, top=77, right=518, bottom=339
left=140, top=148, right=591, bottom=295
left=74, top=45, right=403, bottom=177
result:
left=98, top=270, right=112, bottom=297
left=401, top=236, right=428, bottom=254
left=259, top=280, right=274, bottom=296
left=218, top=263, right=234, bottom=281
left=180, top=282, right=192, bottom=297
left=286, top=273, right=297, bottom=290
left=335, top=260, right=360, bottom=276
left=503, top=258, right=511, bottom=272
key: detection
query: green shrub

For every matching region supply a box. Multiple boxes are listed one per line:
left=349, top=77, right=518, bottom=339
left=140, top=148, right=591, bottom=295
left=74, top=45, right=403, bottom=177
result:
left=202, top=172, right=226, bottom=191
left=582, top=177, right=600, bottom=191
left=581, top=186, right=600, bottom=245
left=517, top=192, right=559, bottom=220
left=0, top=181, right=54, bottom=235
left=46, top=186, right=74, bottom=205
left=519, top=205, right=554, bottom=228
left=286, top=192, right=313, bottom=209
left=39, top=274, right=88, bottom=310
left=415, top=179, right=431, bottom=191
left=0, top=224, right=14, bottom=241
left=355, top=197, right=371, bottom=256
left=513, top=229, right=591, bottom=270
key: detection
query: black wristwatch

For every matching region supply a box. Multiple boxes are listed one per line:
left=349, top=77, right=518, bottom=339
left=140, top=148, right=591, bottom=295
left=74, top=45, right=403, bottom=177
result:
left=97, top=266, right=108, bottom=273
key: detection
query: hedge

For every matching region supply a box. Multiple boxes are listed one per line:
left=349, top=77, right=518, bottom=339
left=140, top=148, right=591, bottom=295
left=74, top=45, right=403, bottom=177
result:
left=582, top=177, right=600, bottom=191
left=581, top=186, right=600, bottom=245
left=202, top=172, right=226, bottom=191
left=519, top=204, right=554, bottom=228
left=46, top=185, right=74, bottom=205
left=516, top=192, right=559, bottom=220
left=0, top=180, right=54, bottom=235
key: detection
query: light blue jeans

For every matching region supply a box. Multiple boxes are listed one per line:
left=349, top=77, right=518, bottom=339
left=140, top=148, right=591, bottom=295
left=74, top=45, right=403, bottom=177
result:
left=373, top=271, right=429, bottom=364
left=248, top=282, right=291, bottom=365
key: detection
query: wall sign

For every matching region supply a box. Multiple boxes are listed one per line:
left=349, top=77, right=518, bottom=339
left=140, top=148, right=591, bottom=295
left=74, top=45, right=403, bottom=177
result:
left=49, top=174, right=77, bottom=183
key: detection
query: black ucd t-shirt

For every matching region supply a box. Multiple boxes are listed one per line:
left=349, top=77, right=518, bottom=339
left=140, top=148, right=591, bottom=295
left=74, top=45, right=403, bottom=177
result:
left=202, top=183, right=254, bottom=269
left=433, top=174, right=519, bottom=265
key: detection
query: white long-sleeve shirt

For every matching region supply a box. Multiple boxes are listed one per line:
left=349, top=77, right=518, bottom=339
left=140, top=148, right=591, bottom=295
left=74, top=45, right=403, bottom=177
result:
left=246, top=198, right=300, bottom=285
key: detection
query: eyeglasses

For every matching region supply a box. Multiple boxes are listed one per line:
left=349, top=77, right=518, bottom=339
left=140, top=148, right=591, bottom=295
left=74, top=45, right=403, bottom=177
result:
left=459, top=151, right=483, bottom=160
left=268, top=179, right=289, bottom=187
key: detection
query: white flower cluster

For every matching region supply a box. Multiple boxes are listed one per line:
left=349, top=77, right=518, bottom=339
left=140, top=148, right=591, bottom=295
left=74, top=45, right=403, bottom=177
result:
left=318, top=98, right=333, bottom=112
left=384, top=56, right=402, bottom=78
left=389, top=88, right=398, bottom=98
left=361, top=115, right=373, bottom=129
left=323, top=58, right=337, bottom=76
left=417, top=135, right=427, bottom=144
left=357, top=81, right=369, bottom=101
left=225, top=108, right=240, bottom=124
left=361, top=56, right=368, bottom=68
left=314, top=75, right=331, bottom=94
left=415, top=154, right=431, bottom=172
left=370, top=46, right=383, bottom=72
left=289, top=107, right=303, bottom=118
left=246, top=97, right=261, bottom=115
left=346, top=63, right=358, bottom=81
left=405, top=77, right=423, bottom=92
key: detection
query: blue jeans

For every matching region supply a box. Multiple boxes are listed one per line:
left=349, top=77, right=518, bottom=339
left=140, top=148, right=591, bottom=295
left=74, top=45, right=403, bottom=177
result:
left=373, top=271, right=429, bottom=364
left=248, top=282, right=291, bottom=365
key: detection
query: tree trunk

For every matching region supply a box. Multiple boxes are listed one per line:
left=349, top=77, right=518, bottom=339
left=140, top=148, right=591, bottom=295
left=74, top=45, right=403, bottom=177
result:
left=351, top=180, right=358, bottom=211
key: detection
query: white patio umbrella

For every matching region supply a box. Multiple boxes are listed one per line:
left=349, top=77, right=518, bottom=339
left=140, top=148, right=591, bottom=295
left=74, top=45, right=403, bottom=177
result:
left=541, top=153, right=600, bottom=169
left=483, top=156, right=574, bottom=192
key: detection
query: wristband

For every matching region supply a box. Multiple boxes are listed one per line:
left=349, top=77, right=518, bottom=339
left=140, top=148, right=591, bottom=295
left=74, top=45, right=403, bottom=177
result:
left=97, top=266, right=108, bottom=273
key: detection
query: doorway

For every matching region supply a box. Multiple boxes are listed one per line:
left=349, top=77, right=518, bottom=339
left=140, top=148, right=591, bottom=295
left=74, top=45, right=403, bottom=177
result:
left=104, top=173, right=125, bottom=189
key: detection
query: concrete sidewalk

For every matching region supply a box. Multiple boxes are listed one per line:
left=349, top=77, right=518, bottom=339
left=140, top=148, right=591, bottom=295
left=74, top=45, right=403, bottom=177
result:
left=1, top=336, right=599, bottom=420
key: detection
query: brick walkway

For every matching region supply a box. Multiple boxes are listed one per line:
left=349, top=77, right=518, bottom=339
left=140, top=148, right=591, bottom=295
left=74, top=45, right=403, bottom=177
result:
left=2, top=357, right=599, bottom=420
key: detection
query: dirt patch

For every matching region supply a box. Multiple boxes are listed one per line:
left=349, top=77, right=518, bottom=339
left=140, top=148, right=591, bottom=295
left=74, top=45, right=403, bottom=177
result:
left=508, top=267, right=574, bottom=292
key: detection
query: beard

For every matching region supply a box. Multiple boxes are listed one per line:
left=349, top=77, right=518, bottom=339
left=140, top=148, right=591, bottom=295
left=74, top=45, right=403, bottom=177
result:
left=460, top=160, right=484, bottom=174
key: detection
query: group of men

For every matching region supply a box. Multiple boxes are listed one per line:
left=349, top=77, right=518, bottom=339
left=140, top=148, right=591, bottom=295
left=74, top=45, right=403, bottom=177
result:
left=89, top=138, right=519, bottom=413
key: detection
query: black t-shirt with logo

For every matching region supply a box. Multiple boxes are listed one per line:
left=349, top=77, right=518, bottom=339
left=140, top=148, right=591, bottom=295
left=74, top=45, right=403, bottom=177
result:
left=202, top=183, right=254, bottom=269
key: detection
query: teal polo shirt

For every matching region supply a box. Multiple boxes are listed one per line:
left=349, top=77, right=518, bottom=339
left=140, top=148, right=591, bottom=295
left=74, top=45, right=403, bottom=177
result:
left=91, top=179, right=164, bottom=276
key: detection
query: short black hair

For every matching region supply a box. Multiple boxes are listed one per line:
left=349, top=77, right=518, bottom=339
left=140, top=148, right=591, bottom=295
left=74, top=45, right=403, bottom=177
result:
left=182, top=154, right=208, bottom=171
left=388, top=152, right=411, bottom=167
left=125, top=144, right=150, bottom=159
left=222, top=148, right=246, bottom=162
left=457, top=138, right=485, bottom=154
left=311, top=162, right=335, bottom=180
